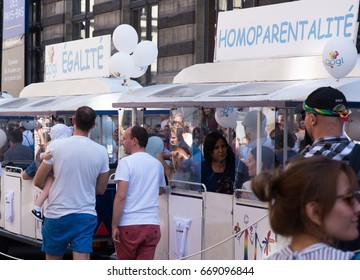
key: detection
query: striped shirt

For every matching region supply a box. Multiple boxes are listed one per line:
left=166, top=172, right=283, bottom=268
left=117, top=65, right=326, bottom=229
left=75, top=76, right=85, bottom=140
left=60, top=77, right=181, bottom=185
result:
left=300, top=135, right=354, bottom=161
left=267, top=243, right=354, bottom=260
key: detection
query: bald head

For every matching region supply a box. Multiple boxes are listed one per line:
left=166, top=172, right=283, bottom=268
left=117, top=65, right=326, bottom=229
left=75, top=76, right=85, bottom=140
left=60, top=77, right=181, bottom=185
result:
left=305, top=113, right=344, bottom=141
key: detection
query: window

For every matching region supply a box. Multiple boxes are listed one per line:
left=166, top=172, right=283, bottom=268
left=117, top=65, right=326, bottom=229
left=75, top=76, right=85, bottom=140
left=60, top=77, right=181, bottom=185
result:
left=72, top=0, right=94, bottom=39
left=218, top=0, right=243, bottom=11
left=131, top=2, right=158, bottom=85
left=206, top=1, right=247, bottom=62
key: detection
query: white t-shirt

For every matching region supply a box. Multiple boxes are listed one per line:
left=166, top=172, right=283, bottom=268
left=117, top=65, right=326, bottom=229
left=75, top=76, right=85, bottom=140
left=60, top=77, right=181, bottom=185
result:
left=44, top=136, right=109, bottom=218
left=241, top=180, right=257, bottom=200
left=115, top=152, right=166, bottom=226
left=22, top=130, right=34, bottom=147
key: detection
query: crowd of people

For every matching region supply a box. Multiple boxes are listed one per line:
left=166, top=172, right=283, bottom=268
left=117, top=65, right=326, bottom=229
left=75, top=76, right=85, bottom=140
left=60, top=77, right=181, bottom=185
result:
left=126, top=87, right=360, bottom=260
left=136, top=105, right=309, bottom=197
left=1, top=85, right=360, bottom=261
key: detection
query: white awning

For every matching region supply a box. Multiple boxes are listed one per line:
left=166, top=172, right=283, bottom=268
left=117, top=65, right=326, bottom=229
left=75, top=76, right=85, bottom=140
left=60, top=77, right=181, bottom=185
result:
left=173, top=56, right=360, bottom=84
left=112, top=77, right=360, bottom=109
left=0, top=78, right=141, bottom=116
left=19, top=78, right=140, bottom=98
left=113, top=56, right=360, bottom=109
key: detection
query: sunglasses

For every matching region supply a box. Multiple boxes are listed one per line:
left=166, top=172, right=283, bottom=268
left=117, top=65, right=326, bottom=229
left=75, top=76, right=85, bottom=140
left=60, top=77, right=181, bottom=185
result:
left=174, top=151, right=189, bottom=160
left=336, top=190, right=360, bottom=206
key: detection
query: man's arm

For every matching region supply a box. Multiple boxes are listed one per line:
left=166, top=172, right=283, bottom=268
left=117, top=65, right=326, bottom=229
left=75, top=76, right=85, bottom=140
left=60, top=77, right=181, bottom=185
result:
left=33, top=161, right=52, bottom=190
left=21, top=170, right=32, bottom=180
left=156, top=154, right=173, bottom=184
left=96, top=171, right=110, bottom=195
left=21, top=161, right=37, bottom=180
left=111, top=180, right=128, bottom=243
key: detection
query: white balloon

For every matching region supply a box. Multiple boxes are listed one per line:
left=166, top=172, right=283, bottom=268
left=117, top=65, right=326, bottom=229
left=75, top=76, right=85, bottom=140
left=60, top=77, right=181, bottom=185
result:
left=132, top=40, right=158, bottom=66
left=215, top=107, right=237, bottom=128
left=0, top=129, right=6, bottom=148
left=109, top=52, right=135, bottom=79
left=322, top=38, right=358, bottom=79
left=112, top=24, right=138, bottom=53
left=131, top=65, right=148, bottom=78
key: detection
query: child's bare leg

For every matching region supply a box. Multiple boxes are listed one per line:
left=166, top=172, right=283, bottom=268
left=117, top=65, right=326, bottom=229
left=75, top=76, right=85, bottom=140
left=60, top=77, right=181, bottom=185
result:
left=34, top=176, right=54, bottom=207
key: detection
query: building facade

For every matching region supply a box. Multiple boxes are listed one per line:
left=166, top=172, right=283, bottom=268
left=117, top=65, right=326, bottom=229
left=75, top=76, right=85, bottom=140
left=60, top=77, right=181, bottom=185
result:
left=1, top=0, right=360, bottom=94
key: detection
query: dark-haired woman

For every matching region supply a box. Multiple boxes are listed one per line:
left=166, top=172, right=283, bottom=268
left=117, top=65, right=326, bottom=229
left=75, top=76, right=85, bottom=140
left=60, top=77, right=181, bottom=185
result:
left=201, top=132, right=235, bottom=194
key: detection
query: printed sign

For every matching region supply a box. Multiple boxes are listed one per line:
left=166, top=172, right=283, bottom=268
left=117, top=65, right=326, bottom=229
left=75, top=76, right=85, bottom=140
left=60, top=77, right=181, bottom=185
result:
left=44, top=35, right=111, bottom=81
left=2, top=0, right=26, bottom=41
left=1, top=43, right=25, bottom=97
left=215, top=0, right=359, bottom=61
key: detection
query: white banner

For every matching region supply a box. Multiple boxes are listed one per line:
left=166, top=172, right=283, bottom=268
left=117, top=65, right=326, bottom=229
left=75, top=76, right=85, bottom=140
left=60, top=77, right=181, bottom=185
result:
left=44, top=35, right=111, bottom=81
left=1, top=260, right=359, bottom=279
left=215, top=0, right=359, bottom=61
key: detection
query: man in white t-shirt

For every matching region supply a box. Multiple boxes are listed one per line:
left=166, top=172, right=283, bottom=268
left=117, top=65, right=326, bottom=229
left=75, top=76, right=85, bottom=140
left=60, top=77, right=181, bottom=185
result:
left=34, top=106, right=109, bottom=260
left=19, top=120, right=35, bottom=147
left=160, top=114, right=169, bottom=130
left=112, top=125, right=165, bottom=260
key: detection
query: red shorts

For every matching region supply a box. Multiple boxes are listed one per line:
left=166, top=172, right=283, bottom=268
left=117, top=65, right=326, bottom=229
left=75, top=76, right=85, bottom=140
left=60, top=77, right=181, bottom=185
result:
left=114, top=224, right=161, bottom=260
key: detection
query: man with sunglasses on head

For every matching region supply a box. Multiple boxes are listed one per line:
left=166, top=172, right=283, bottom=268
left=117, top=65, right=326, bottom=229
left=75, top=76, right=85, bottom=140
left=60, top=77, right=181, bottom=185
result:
left=300, top=86, right=354, bottom=160
left=298, top=86, right=360, bottom=253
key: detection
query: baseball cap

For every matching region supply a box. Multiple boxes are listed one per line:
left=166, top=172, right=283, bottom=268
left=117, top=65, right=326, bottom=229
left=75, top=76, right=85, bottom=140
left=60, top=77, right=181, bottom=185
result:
left=303, top=86, right=351, bottom=121
left=19, top=120, right=35, bottom=130
left=241, top=110, right=266, bottom=128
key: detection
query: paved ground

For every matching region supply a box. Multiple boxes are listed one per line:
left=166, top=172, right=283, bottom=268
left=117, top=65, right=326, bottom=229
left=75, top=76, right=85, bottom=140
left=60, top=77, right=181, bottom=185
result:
left=0, top=240, right=64, bottom=260
left=0, top=240, right=112, bottom=260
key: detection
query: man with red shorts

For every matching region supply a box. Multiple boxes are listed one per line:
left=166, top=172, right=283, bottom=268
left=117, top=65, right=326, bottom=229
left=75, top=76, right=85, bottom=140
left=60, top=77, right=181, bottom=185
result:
left=112, top=125, right=165, bottom=260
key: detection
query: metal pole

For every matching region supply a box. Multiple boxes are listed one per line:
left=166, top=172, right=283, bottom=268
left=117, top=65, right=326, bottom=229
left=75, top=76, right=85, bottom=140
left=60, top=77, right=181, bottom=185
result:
left=256, top=110, right=262, bottom=174
left=132, top=108, right=136, bottom=126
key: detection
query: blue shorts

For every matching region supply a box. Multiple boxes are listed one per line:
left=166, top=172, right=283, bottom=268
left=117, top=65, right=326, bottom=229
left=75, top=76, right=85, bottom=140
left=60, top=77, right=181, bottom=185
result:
left=42, top=213, right=97, bottom=256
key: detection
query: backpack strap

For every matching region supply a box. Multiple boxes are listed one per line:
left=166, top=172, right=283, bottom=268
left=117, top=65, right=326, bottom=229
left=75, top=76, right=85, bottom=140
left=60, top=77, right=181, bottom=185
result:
left=23, top=133, right=31, bottom=146
left=349, top=144, right=360, bottom=174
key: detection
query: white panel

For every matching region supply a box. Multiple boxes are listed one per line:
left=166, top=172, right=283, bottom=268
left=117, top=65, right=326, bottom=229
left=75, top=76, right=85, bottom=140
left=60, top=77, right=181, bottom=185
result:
left=215, top=0, right=359, bottom=61
left=204, top=192, right=234, bottom=259
left=44, top=35, right=112, bottom=82
left=21, top=179, right=36, bottom=238
left=0, top=170, right=5, bottom=228
left=168, top=194, right=203, bottom=260
left=154, top=192, right=169, bottom=260
left=4, top=174, right=21, bottom=234
left=233, top=202, right=279, bottom=260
